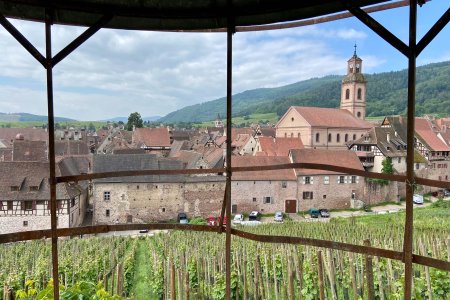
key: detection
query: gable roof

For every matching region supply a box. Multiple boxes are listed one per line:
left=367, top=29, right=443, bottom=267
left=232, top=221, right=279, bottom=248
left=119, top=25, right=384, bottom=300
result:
left=93, top=154, right=185, bottom=183
left=280, top=106, right=372, bottom=129
left=55, top=140, right=89, bottom=156
left=257, top=137, right=303, bottom=156
left=349, top=127, right=407, bottom=158
left=133, top=128, right=171, bottom=147
left=415, top=118, right=450, bottom=152
left=0, top=128, right=48, bottom=146
left=232, top=156, right=296, bottom=181
left=290, top=149, right=364, bottom=175
left=13, top=140, right=48, bottom=161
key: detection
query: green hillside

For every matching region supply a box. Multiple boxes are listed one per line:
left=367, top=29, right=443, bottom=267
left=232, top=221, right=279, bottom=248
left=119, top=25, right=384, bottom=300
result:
left=158, top=60, right=450, bottom=123
left=0, top=112, right=75, bottom=122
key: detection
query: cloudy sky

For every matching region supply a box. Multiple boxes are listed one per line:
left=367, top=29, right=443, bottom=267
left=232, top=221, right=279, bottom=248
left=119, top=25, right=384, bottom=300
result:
left=0, top=1, right=449, bottom=121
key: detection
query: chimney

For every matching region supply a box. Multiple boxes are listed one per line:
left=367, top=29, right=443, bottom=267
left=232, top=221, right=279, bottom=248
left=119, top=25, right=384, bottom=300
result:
left=387, top=132, right=391, bottom=143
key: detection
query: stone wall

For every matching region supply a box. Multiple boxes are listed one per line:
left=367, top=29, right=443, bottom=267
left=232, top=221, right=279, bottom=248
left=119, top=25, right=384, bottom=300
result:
left=362, top=180, right=401, bottom=205
left=298, top=175, right=364, bottom=211
left=0, top=215, right=69, bottom=234
left=231, top=180, right=297, bottom=213
left=93, top=179, right=225, bottom=224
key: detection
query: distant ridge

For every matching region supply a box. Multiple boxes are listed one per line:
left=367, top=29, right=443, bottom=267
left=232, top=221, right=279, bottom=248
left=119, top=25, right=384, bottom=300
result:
left=0, top=112, right=75, bottom=122
left=101, top=116, right=162, bottom=123
left=158, top=60, right=450, bottom=123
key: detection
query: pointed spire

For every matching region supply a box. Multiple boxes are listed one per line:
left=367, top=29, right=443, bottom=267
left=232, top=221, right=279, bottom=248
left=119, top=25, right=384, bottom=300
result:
left=353, top=43, right=357, bottom=57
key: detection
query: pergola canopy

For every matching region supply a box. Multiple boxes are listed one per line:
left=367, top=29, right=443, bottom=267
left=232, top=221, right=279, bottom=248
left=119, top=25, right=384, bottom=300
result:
left=0, top=0, right=390, bottom=30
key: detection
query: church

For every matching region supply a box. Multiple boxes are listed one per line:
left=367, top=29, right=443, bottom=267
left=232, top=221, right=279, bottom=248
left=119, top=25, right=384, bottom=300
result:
left=275, top=48, right=373, bottom=150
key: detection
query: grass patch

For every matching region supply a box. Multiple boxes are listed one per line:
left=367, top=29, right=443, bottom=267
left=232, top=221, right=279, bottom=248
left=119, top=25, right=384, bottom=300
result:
left=132, top=240, right=152, bottom=299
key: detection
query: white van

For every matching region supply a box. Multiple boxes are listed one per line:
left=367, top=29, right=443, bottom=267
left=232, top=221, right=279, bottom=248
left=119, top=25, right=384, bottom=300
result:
left=413, top=194, right=424, bottom=205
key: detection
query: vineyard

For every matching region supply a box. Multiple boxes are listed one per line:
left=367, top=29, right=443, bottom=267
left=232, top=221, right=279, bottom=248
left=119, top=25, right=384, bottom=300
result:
left=1, top=203, right=449, bottom=299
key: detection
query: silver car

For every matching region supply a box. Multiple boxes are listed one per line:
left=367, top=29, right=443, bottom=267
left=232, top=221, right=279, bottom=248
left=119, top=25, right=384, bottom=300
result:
left=274, top=211, right=283, bottom=222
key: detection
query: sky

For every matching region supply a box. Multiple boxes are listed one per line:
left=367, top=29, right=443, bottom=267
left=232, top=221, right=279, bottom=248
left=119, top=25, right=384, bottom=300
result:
left=0, top=1, right=448, bottom=121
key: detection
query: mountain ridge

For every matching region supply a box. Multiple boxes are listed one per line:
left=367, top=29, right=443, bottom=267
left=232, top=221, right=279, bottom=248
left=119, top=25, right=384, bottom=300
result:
left=158, top=60, right=450, bottom=123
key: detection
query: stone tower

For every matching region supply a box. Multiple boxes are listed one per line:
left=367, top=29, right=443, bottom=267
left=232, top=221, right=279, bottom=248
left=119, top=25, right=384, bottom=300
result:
left=214, top=113, right=224, bottom=128
left=340, top=45, right=366, bottom=120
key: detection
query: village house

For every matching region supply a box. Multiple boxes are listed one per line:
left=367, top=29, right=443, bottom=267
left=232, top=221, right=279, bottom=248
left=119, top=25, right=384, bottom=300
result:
left=92, top=154, right=225, bottom=224
left=380, top=116, right=450, bottom=182
left=348, top=126, right=427, bottom=173
left=0, top=160, right=88, bottom=234
left=132, top=127, right=171, bottom=156
left=275, top=51, right=373, bottom=149
left=254, top=137, right=303, bottom=156
left=289, top=149, right=366, bottom=210
left=231, top=156, right=298, bottom=213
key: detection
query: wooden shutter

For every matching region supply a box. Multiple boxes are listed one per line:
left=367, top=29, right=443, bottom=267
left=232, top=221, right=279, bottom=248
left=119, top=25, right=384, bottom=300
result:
left=356, top=176, right=359, bottom=184
left=310, top=177, right=314, bottom=184
left=302, top=177, right=305, bottom=184
left=32, top=201, right=36, bottom=211
left=344, top=176, right=348, bottom=183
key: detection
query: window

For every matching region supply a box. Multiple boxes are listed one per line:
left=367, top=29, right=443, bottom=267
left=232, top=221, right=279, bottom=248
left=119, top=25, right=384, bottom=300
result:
left=353, top=134, right=356, bottom=140
left=291, top=117, right=294, bottom=122
left=304, top=176, right=311, bottom=184
left=136, top=185, right=139, bottom=190
left=282, top=181, right=287, bottom=188
left=328, top=133, right=332, bottom=143
left=345, top=134, right=348, bottom=142
left=70, top=198, right=76, bottom=207
left=352, top=191, right=356, bottom=199
left=290, top=133, right=293, bottom=138
left=297, top=133, right=300, bottom=138
left=24, top=201, right=33, bottom=211
left=7, top=201, right=13, bottom=211
left=337, top=134, right=340, bottom=143
left=339, top=176, right=345, bottom=184
left=345, top=89, right=350, bottom=99
left=357, top=112, right=361, bottom=118
left=106, top=209, right=110, bottom=217
left=10, top=186, right=19, bottom=191
left=23, top=221, right=28, bottom=227
left=103, top=191, right=111, bottom=201
left=252, top=197, right=257, bottom=202
left=415, top=163, right=420, bottom=170
left=284, top=133, right=287, bottom=138
left=302, top=192, right=313, bottom=200
left=315, top=133, right=320, bottom=142
left=29, top=186, right=39, bottom=191
left=357, top=88, right=362, bottom=100
left=351, top=176, right=357, bottom=183
left=323, top=176, right=330, bottom=185
left=398, top=157, right=401, bottom=163
left=323, top=195, right=327, bottom=199
left=263, top=197, right=273, bottom=204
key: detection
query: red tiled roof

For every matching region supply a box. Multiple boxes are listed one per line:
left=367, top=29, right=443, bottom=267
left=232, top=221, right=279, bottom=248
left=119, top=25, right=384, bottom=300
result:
left=231, top=128, right=254, bottom=140
left=133, top=128, right=171, bottom=147
left=13, top=140, right=47, bottom=162
left=232, top=156, right=296, bottom=181
left=290, top=149, right=364, bottom=175
left=415, top=118, right=450, bottom=151
left=232, top=134, right=251, bottom=148
left=287, top=106, right=373, bottom=129
left=0, top=128, right=48, bottom=146
left=257, top=137, right=303, bottom=156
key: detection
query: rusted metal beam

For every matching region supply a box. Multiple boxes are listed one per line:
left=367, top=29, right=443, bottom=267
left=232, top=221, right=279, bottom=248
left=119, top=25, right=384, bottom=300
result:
left=416, top=7, right=450, bottom=56
left=0, top=13, right=46, bottom=67
left=225, top=7, right=234, bottom=298
left=344, top=2, right=410, bottom=57
left=45, top=8, right=60, bottom=300
left=403, top=1, right=417, bottom=299
left=52, top=13, right=113, bottom=67
left=1, top=224, right=450, bottom=272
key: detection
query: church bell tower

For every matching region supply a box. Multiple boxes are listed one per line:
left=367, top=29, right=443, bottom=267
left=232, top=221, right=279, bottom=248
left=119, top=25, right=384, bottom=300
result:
left=340, top=45, right=366, bottom=119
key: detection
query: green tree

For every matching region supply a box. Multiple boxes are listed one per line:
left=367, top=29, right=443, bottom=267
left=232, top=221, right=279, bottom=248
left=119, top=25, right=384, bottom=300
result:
left=381, top=157, right=394, bottom=174
left=88, top=122, right=96, bottom=131
left=126, top=112, right=143, bottom=131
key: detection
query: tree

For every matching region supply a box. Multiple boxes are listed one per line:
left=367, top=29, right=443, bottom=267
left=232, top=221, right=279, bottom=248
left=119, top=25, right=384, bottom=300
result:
left=381, top=157, right=394, bottom=174
left=126, top=112, right=143, bottom=131
left=88, top=122, right=96, bottom=131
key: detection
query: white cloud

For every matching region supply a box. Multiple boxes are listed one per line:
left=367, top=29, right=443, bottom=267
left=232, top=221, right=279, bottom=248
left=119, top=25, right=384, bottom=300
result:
left=0, top=19, right=381, bottom=120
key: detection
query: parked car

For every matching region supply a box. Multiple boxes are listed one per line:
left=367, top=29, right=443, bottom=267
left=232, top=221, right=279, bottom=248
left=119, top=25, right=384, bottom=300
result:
left=249, top=211, right=261, bottom=221
left=139, top=229, right=149, bottom=233
left=444, top=189, right=450, bottom=197
left=177, top=212, right=188, bottom=224
left=274, top=211, right=283, bottom=222
left=207, top=216, right=217, bottom=226
left=308, top=208, right=320, bottom=218
left=413, top=194, right=424, bottom=205
left=233, top=214, right=244, bottom=225
left=319, top=209, right=330, bottom=218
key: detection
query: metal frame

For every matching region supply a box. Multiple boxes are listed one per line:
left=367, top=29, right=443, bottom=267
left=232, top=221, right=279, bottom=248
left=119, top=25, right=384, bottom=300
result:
left=0, top=1, right=449, bottom=299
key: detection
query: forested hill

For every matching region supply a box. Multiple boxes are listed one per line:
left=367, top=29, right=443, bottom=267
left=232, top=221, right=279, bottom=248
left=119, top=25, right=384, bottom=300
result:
left=158, top=60, right=450, bottom=123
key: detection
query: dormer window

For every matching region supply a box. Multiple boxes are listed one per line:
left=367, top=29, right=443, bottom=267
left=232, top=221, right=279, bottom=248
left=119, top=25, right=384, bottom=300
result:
left=29, top=186, right=39, bottom=191
left=10, top=186, right=19, bottom=191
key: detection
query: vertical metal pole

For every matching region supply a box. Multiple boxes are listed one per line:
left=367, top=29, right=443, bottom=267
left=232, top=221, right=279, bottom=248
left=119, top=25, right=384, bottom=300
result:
left=225, top=14, right=233, bottom=300
left=45, top=9, right=60, bottom=299
left=403, top=1, right=417, bottom=299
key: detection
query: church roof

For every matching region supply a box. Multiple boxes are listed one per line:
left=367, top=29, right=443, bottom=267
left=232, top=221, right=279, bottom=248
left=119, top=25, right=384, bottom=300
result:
left=290, top=106, right=372, bottom=129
